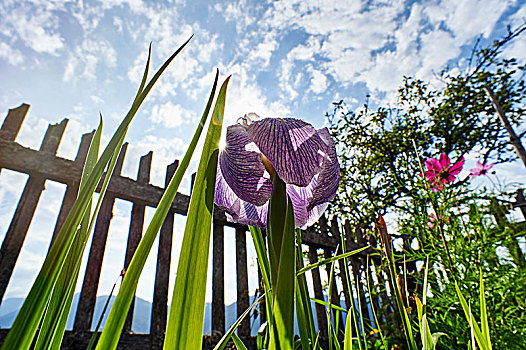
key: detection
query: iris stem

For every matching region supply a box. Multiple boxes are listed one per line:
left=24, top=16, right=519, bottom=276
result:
left=267, top=173, right=296, bottom=349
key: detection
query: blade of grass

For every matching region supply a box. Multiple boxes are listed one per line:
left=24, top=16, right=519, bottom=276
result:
left=249, top=226, right=271, bottom=294
left=339, top=231, right=365, bottom=350
left=376, top=215, right=417, bottom=350
left=311, top=298, right=348, bottom=313
left=296, top=277, right=312, bottom=350
left=296, top=229, right=317, bottom=349
left=213, top=294, right=266, bottom=350
left=33, top=117, right=102, bottom=350
left=469, top=302, right=476, bottom=350
left=455, top=282, right=488, bottom=350
left=366, top=257, right=387, bottom=350
left=163, top=76, right=230, bottom=350
left=1, top=38, right=191, bottom=350
left=96, top=71, right=222, bottom=350
left=479, top=269, right=491, bottom=350
left=87, top=272, right=123, bottom=350
left=231, top=332, right=248, bottom=350
left=331, top=316, right=342, bottom=350
left=344, top=308, right=353, bottom=350
left=352, top=271, right=365, bottom=349
left=327, top=252, right=337, bottom=350
left=269, top=195, right=296, bottom=350
left=248, top=225, right=273, bottom=347
left=415, top=257, right=434, bottom=350
left=297, top=246, right=370, bottom=276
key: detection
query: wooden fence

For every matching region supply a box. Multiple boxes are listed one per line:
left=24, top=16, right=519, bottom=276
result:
left=0, top=104, right=379, bottom=349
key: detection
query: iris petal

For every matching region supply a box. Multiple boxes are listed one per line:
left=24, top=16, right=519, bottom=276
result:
left=305, top=128, right=340, bottom=211
left=287, top=184, right=329, bottom=229
left=215, top=165, right=268, bottom=227
left=219, top=124, right=273, bottom=206
left=247, top=118, right=326, bottom=187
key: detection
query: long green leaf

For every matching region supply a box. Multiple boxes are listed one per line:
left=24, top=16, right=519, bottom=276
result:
left=455, top=282, right=488, bottom=350
left=249, top=224, right=273, bottom=344
left=311, top=298, right=348, bottom=313
left=297, top=246, right=370, bottom=276
left=343, top=308, right=353, bottom=350
left=415, top=257, right=434, bottom=350
left=33, top=118, right=103, bottom=350
left=1, top=38, right=191, bottom=350
left=249, top=226, right=271, bottom=294
left=213, top=294, right=266, bottom=350
left=96, top=71, right=221, bottom=350
left=87, top=273, right=121, bottom=350
left=366, top=257, right=387, bottom=350
left=295, top=231, right=317, bottom=350
left=231, top=332, right=248, bottom=350
left=340, top=232, right=365, bottom=350
left=296, top=278, right=312, bottom=350
left=163, top=76, right=230, bottom=349
left=327, top=251, right=337, bottom=350
left=269, top=193, right=296, bottom=350
left=479, top=270, right=491, bottom=350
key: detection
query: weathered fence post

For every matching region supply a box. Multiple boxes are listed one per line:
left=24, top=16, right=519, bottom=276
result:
left=308, top=246, right=328, bottom=338
left=0, top=118, right=67, bottom=303
left=0, top=104, right=28, bottom=143
left=236, top=227, right=250, bottom=337
left=123, top=151, right=153, bottom=333
left=211, top=222, right=225, bottom=334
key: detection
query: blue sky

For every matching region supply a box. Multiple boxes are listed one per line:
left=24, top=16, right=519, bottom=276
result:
left=1, top=0, right=526, bottom=331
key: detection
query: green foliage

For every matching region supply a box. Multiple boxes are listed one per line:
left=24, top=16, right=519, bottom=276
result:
left=326, top=27, right=526, bottom=350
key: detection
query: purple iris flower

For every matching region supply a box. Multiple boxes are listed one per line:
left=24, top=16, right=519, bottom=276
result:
left=214, top=114, right=340, bottom=229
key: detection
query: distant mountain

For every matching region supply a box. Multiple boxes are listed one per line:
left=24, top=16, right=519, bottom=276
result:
left=0, top=294, right=258, bottom=334
left=0, top=294, right=349, bottom=336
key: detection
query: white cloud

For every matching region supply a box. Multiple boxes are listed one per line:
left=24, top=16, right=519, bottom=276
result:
left=150, top=101, right=195, bottom=128
left=113, top=16, right=124, bottom=33
left=278, top=60, right=299, bottom=100
left=308, top=66, right=328, bottom=94
left=63, top=39, right=117, bottom=82
left=0, top=1, right=65, bottom=55
left=0, top=41, right=24, bottom=65
left=425, top=0, right=511, bottom=44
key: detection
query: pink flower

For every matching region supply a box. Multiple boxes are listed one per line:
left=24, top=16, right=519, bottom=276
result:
left=427, top=213, right=449, bottom=229
left=427, top=213, right=437, bottom=229
left=469, top=161, right=494, bottom=177
left=423, top=153, right=464, bottom=191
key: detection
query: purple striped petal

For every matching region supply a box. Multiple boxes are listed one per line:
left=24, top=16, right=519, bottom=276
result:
left=215, top=165, right=268, bottom=227
left=247, top=118, right=326, bottom=187
left=287, top=184, right=329, bottom=229
left=219, top=124, right=273, bottom=206
left=306, top=128, right=340, bottom=211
